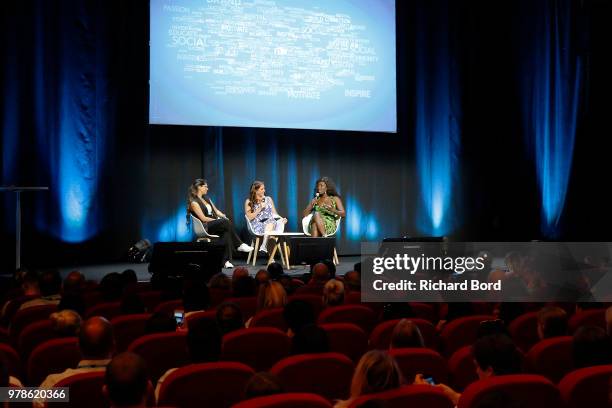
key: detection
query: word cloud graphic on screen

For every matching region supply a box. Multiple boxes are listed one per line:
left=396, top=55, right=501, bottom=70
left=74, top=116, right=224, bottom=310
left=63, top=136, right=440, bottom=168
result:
left=150, top=0, right=397, bottom=132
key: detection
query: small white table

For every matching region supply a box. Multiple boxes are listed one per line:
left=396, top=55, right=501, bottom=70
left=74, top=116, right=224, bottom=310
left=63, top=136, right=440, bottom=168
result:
left=263, top=232, right=305, bottom=270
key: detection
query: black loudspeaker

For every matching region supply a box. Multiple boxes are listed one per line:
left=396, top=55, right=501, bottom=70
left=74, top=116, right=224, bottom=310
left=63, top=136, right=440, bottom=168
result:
left=148, top=241, right=225, bottom=280
left=287, top=237, right=335, bottom=266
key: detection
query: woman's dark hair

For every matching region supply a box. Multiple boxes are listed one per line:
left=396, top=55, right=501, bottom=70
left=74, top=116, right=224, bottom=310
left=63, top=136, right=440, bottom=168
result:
left=291, top=324, right=329, bottom=355
left=248, top=180, right=265, bottom=213
left=284, top=300, right=315, bottom=334
left=314, top=176, right=340, bottom=198
left=186, top=178, right=212, bottom=225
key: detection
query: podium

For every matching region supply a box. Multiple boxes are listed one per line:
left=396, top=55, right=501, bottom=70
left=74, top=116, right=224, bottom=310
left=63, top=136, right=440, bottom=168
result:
left=0, top=186, right=49, bottom=270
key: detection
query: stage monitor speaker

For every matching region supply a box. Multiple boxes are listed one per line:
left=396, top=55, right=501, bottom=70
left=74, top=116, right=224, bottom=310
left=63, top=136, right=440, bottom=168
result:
left=287, top=237, right=336, bottom=266
left=148, top=241, right=225, bottom=280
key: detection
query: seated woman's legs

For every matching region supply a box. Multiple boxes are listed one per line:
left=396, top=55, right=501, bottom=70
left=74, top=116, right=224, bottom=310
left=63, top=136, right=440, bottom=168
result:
left=310, top=212, right=326, bottom=237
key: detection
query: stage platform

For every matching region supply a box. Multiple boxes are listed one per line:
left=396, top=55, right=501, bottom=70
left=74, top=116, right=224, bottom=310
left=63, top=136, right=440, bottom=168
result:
left=57, top=256, right=361, bottom=283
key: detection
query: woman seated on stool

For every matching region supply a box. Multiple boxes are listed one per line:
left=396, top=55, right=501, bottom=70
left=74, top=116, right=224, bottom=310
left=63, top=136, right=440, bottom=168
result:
left=245, top=180, right=287, bottom=254
left=187, top=179, right=253, bottom=269
left=303, top=177, right=346, bottom=236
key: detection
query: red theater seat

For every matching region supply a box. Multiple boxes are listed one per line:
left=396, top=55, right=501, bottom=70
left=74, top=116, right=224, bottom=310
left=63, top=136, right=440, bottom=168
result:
left=47, top=371, right=106, bottom=408
left=0, top=295, right=37, bottom=326
left=388, top=348, right=448, bottom=384
left=27, top=337, right=80, bottom=386
left=153, top=299, right=184, bottom=316
left=439, top=315, right=494, bottom=357
left=157, top=362, right=254, bottom=408
left=457, top=374, right=561, bottom=408
left=558, top=364, right=612, bottom=408
left=0, top=343, right=21, bottom=378
left=111, top=313, right=151, bottom=352
left=508, top=311, right=539, bottom=353
left=221, top=327, right=290, bottom=371
left=137, top=290, right=162, bottom=312
left=568, top=308, right=606, bottom=333
left=9, top=304, right=57, bottom=343
left=525, top=336, right=573, bottom=382
left=349, top=385, right=454, bottom=408
left=209, top=288, right=231, bottom=307
left=232, top=393, right=333, bottom=408
left=84, top=301, right=122, bottom=319
left=81, top=291, right=103, bottom=309
left=369, top=319, right=438, bottom=350
left=270, top=352, right=354, bottom=401
left=317, top=305, right=377, bottom=333
left=226, top=297, right=257, bottom=319
left=250, top=308, right=287, bottom=331
left=289, top=294, right=324, bottom=317
left=447, top=346, right=478, bottom=391
left=185, top=310, right=217, bottom=329
left=320, top=323, right=368, bottom=362
left=128, top=332, right=189, bottom=382
left=17, top=319, right=57, bottom=361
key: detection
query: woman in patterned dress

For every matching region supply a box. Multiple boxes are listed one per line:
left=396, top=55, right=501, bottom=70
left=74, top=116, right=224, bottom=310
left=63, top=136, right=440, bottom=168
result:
left=303, top=177, right=346, bottom=236
left=245, top=180, right=288, bottom=253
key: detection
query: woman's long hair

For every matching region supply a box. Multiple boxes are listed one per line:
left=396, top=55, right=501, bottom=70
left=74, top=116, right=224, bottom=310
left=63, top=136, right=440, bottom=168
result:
left=248, top=180, right=264, bottom=213
left=314, top=176, right=340, bottom=197
left=349, top=350, right=403, bottom=399
left=186, top=178, right=209, bottom=225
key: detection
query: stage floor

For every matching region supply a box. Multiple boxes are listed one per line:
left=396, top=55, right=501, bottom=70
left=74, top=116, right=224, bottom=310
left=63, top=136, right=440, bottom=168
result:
left=57, top=256, right=361, bottom=283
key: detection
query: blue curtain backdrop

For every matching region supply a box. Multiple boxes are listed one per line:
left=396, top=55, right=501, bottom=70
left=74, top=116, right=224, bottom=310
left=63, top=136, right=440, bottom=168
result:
left=1, top=0, right=607, bottom=269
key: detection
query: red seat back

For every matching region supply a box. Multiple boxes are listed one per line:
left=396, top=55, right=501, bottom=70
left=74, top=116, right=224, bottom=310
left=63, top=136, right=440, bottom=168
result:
left=270, top=352, right=354, bottom=401
left=17, top=319, right=58, bottom=361
left=349, top=385, right=454, bottom=408
left=388, top=348, right=448, bottom=384
left=111, top=313, right=151, bottom=352
left=447, top=346, right=478, bottom=391
left=232, top=393, right=333, bottom=408
left=210, top=288, right=231, bottom=307
left=289, top=294, right=324, bottom=317
left=9, top=304, right=57, bottom=343
left=137, top=290, right=162, bottom=312
left=157, top=362, right=254, bottom=408
left=525, top=336, right=574, bottom=382
left=320, top=323, right=368, bottom=362
left=508, top=311, right=539, bottom=353
left=558, top=364, right=612, bottom=408
left=153, top=299, right=184, bottom=316
left=82, top=291, right=103, bottom=309
left=226, top=297, right=257, bottom=319
left=84, top=301, right=122, bottom=319
left=317, top=305, right=377, bottom=333
left=185, top=310, right=217, bottom=329
left=128, top=331, right=189, bottom=382
left=457, top=374, right=561, bottom=408
left=27, top=337, right=80, bottom=386
left=369, top=319, right=437, bottom=350
left=439, top=315, right=494, bottom=357
left=250, top=308, right=287, bottom=331
left=0, top=343, right=21, bottom=378
left=568, top=309, right=606, bottom=333
left=48, top=371, right=106, bottom=408
left=0, top=295, right=37, bottom=326
left=221, top=328, right=290, bottom=371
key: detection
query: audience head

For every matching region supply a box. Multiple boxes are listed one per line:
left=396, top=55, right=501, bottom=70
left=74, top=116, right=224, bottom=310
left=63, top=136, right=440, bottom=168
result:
left=350, top=350, right=403, bottom=399
left=233, top=275, right=256, bottom=298
left=100, top=272, right=124, bottom=301
left=311, top=263, right=330, bottom=283
left=255, top=269, right=271, bottom=287
left=257, top=281, right=287, bottom=312
left=216, top=301, right=244, bottom=335
left=537, top=306, right=568, bottom=339
left=208, top=273, right=231, bottom=291
left=121, top=269, right=138, bottom=288
left=267, top=262, right=284, bottom=281
left=606, top=305, right=612, bottom=336
left=79, top=316, right=115, bottom=360
left=39, top=269, right=62, bottom=297
left=57, top=293, right=86, bottom=316
left=62, top=271, right=85, bottom=295
left=120, top=293, right=146, bottom=315
left=322, top=259, right=336, bottom=279
left=183, top=281, right=210, bottom=312
left=291, top=324, right=329, bottom=355
left=144, top=312, right=177, bottom=334
left=21, top=271, right=40, bottom=296
left=472, top=334, right=521, bottom=379
left=283, top=300, right=315, bottom=336
left=344, top=271, right=361, bottom=292
left=232, top=267, right=249, bottom=283
left=244, top=372, right=284, bottom=400
left=323, top=279, right=345, bottom=307
left=573, top=326, right=612, bottom=368
left=50, top=309, right=82, bottom=337
left=104, top=352, right=149, bottom=408
left=187, top=319, right=221, bottom=363
left=390, top=319, right=424, bottom=349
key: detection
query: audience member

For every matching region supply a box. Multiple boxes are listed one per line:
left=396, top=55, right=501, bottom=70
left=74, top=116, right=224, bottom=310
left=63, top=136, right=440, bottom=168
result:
left=216, top=301, right=244, bottom=335
left=100, top=272, right=124, bottom=301
left=232, top=267, right=249, bottom=286
left=120, top=292, right=146, bottom=315
left=291, top=324, right=329, bottom=355
left=62, top=271, right=85, bottom=296
left=246, top=281, right=287, bottom=327
left=232, top=275, right=256, bottom=298
left=537, top=306, right=568, bottom=339
left=322, top=259, right=337, bottom=280
left=104, top=352, right=150, bottom=408
left=343, top=271, right=361, bottom=293
left=19, top=269, right=62, bottom=310
left=208, top=273, right=232, bottom=291
left=183, top=281, right=210, bottom=314
left=144, top=312, right=177, bottom=334
left=295, top=263, right=329, bottom=295
left=390, top=319, right=424, bottom=349
left=606, top=305, right=612, bottom=336
left=254, top=269, right=271, bottom=287
left=323, top=279, right=345, bottom=307
left=573, top=326, right=612, bottom=368
left=49, top=309, right=82, bottom=337
left=267, top=262, right=284, bottom=281
left=335, top=350, right=403, bottom=408
left=283, top=299, right=315, bottom=337
left=244, top=372, right=284, bottom=400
